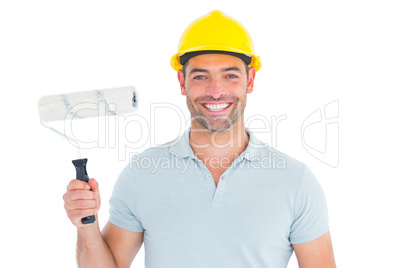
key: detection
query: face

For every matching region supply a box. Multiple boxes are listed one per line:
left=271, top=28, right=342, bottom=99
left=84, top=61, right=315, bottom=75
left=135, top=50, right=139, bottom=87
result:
left=178, top=54, right=255, bottom=133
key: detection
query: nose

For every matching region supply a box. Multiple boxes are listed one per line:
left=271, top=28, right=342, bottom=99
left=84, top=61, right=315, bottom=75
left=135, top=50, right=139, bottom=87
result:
left=207, top=77, right=225, bottom=99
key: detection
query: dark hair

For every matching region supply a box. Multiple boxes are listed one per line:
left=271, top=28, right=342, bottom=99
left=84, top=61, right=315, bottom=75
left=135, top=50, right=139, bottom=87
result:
left=180, top=50, right=251, bottom=66
left=182, top=60, right=250, bottom=81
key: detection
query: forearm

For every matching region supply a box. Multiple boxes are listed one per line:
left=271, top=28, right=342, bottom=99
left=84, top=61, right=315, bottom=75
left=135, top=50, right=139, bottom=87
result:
left=76, top=220, right=117, bottom=268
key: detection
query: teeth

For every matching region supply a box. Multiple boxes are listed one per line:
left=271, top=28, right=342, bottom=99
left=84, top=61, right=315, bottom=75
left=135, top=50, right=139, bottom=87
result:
left=203, top=103, right=230, bottom=111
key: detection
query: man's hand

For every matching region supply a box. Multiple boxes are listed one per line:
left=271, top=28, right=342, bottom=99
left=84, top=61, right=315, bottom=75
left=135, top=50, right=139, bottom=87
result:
left=62, top=178, right=101, bottom=227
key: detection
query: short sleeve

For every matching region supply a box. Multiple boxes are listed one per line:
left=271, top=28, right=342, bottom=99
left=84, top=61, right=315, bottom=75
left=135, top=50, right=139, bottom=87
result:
left=289, top=165, right=329, bottom=244
left=108, top=164, right=144, bottom=232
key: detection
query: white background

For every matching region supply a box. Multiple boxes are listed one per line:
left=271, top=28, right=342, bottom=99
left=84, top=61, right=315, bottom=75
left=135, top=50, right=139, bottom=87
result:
left=1, top=0, right=401, bottom=267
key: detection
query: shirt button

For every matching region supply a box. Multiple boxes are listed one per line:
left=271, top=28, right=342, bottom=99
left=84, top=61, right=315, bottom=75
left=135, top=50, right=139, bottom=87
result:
left=206, top=174, right=212, bottom=180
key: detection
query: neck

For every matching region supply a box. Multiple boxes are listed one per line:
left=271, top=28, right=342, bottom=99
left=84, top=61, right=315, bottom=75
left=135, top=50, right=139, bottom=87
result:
left=189, top=118, right=249, bottom=160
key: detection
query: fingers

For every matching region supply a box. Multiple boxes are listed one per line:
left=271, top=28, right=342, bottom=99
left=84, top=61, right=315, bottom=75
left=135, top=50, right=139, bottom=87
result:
left=66, top=209, right=98, bottom=227
left=88, top=178, right=100, bottom=195
left=64, top=199, right=97, bottom=211
left=63, top=178, right=101, bottom=227
left=88, top=178, right=101, bottom=211
left=63, top=188, right=96, bottom=201
left=67, top=179, right=91, bottom=191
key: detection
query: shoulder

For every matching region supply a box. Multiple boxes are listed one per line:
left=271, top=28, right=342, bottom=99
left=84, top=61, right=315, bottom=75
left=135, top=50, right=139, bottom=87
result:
left=134, top=132, right=187, bottom=159
left=245, top=131, right=320, bottom=194
left=117, top=135, right=183, bottom=180
left=247, top=130, right=308, bottom=178
left=263, top=144, right=306, bottom=172
left=257, top=145, right=325, bottom=201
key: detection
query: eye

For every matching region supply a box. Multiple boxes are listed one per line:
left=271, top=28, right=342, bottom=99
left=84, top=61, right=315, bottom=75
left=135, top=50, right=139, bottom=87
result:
left=227, top=74, right=238, bottom=79
left=193, top=75, right=206, bottom=80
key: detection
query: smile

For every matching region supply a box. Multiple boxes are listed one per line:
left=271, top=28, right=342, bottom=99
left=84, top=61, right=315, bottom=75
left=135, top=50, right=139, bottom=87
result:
left=202, top=103, right=232, bottom=112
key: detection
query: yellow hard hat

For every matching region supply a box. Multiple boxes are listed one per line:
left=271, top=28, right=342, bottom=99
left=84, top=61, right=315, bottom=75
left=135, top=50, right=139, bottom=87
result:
left=170, top=10, right=261, bottom=72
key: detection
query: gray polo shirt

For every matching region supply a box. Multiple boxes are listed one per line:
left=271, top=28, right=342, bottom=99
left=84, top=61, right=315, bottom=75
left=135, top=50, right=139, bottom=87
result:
left=109, top=128, right=329, bottom=267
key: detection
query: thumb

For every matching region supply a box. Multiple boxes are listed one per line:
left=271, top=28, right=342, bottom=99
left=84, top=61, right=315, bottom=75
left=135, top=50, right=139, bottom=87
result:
left=88, top=178, right=100, bottom=195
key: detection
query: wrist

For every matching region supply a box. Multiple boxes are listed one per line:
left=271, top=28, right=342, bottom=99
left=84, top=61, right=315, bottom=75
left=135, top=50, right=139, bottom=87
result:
left=77, top=215, right=100, bottom=237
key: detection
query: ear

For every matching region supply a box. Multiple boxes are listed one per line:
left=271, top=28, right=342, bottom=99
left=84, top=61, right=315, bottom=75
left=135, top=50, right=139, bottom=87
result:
left=177, top=70, right=186, bottom=96
left=246, top=67, right=256, bottom=94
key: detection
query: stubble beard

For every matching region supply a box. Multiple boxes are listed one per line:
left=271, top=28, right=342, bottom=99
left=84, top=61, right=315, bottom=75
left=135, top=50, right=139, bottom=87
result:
left=186, top=92, right=247, bottom=133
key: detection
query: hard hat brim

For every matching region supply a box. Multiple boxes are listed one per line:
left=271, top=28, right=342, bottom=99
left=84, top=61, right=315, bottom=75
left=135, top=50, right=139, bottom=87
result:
left=179, top=50, right=252, bottom=66
left=170, top=48, right=261, bottom=72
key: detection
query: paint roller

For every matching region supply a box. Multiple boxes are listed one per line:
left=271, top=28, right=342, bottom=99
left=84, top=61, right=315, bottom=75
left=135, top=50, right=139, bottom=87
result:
left=37, top=86, right=137, bottom=224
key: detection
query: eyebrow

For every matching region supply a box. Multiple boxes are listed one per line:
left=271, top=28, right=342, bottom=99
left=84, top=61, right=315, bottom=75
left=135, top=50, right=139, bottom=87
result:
left=188, top=67, right=242, bottom=75
left=223, top=67, right=242, bottom=72
left=189, top=68, right=208, bottom=75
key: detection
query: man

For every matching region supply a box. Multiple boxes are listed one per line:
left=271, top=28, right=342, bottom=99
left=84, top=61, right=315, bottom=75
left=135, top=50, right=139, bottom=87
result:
left=63, top=10, right=336, bottom=267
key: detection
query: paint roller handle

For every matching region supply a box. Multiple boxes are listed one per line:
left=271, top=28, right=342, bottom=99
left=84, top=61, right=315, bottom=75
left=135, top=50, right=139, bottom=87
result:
left=72, top=158, right=96, bottom=224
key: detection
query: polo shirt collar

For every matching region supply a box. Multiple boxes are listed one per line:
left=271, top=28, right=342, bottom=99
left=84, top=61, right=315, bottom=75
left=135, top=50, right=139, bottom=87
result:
left=243, top=129, right=266, bottom=161
left=168, top=128, right=194, bottom=159
left=168, top=128, right=266, bottom=162
left=169, top=128, right=267, bottom=162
